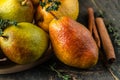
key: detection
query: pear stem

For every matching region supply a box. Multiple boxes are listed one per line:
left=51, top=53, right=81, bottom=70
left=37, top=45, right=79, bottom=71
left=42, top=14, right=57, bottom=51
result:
left=49, top=12, right=58, bottom=20
left=1, top=35, right=8, bottom=40
left=21, top=0, right=28, bottom=6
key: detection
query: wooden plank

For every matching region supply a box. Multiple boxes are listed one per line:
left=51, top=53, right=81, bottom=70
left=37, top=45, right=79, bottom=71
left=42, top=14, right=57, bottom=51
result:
left=0, top=0, right=120, bottom=80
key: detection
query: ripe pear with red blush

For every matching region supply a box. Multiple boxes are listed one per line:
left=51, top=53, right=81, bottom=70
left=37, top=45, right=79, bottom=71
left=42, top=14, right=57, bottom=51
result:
left=49, top=16, right=98, bottom=69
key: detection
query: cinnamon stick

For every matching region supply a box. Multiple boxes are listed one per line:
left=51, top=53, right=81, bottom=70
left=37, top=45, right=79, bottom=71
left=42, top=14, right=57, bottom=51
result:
left=88, top=8, right=101, bottom=48
left=88, top=8, right=94, bottom=33
left=96, top=17, right=116, bottom=63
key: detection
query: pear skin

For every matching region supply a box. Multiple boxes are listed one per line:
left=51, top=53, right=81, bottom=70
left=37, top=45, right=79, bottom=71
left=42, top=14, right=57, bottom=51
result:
left=0, top=0, right=34, bottom=22
left=49, top=17, right=98, bottom=69
left=0, top=22, right=49, bottom=64
left=35, top=0, right=79, bottom=32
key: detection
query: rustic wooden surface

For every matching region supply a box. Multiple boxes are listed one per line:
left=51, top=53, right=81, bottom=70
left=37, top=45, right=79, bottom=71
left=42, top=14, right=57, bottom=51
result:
left=0, top=0, right=120, bottom=80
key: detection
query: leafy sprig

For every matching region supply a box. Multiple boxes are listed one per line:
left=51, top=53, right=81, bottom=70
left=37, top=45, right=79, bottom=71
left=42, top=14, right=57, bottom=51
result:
left=107, top=23, right=120, bottom=46
left=50, top=63, right=71, bottom=80
left=95, top=11, right=120, bottom=46
left=0, top=19, right=17, bottom=36
left=39, top=0, right=61, bottom=12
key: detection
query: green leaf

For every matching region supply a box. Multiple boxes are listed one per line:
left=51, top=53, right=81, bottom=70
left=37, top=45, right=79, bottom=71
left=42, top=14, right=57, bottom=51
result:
left=48, top=0, right=53, bottom=3
left=39, top=0, right=61, bottom=12
left=50, top=64, right=71, bottom=80
left=39, top=1, right=46, bottom=8
left=0, top=19, right=17, bottom=36
left=0, top=29, right=3, bottom=36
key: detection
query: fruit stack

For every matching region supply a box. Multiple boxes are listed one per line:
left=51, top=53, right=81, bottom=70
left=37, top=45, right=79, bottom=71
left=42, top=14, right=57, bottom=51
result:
left=0, top=0, right=99, bottom=69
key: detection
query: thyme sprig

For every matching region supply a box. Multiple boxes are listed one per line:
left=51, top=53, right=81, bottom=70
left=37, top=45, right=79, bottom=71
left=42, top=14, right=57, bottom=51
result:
left=107, top=23, right=120, bottom=46
left=0, top=19, right=17, bottom=36
left=39, top=0, right=61, bottom=12
left=50, top=63, right=71, bottom=80
left=95, top=11, right=120, bottom=46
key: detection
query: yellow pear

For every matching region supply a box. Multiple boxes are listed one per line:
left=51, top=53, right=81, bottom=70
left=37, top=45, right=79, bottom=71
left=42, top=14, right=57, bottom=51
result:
left=35, top=0, right=79, bottom=32
left=0, top=0, right=34, bottom=22
left=0, top=22, right=49, bottom=64
left=49, top=17, right=98, bottom=69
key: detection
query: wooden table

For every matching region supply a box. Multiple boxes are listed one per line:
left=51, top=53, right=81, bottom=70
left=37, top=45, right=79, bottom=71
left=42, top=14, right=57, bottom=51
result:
left=0, top=0, right=120, bottom=80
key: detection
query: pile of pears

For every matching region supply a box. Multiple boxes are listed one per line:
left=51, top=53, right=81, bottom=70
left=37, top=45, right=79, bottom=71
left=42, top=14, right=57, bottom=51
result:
left=0, top=0, right=98, bottom=69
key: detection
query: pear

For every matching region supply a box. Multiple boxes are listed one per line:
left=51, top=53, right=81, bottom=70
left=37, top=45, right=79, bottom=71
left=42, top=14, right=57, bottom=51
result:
left=49, top=17, right=98, bottom=69
left=35, top=0, right=79, bottom=32
left=0, top=22, right=49, bottom=64
left=30, top=0, right=39, bottom=7
left=0, top=0, right=34, bottom=22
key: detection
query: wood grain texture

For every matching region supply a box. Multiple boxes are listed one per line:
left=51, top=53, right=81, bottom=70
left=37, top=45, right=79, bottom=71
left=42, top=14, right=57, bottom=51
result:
left=0, top=0, right=120, bottom=80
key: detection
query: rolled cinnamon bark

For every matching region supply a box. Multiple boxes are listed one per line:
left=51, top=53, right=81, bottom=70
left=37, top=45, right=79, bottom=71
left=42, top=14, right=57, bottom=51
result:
left=96, top=17, right=116, bottom=63
left=88, top=8, right=101, bottom=48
